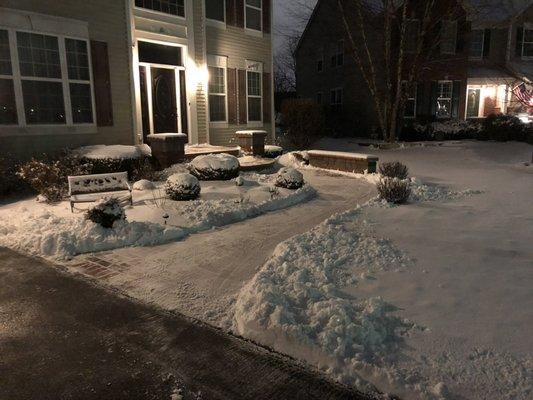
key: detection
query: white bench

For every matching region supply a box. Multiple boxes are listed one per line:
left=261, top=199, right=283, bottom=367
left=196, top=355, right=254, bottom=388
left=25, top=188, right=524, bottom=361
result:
left=68, top=172, right=132, bottom=212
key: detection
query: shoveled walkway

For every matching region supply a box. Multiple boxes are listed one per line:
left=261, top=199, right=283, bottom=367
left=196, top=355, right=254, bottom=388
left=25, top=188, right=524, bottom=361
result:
left=0, top=247, right=381, bottom=400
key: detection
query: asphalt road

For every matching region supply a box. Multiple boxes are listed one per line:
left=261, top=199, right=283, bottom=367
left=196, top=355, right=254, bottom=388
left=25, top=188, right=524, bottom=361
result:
left=0, top=247, right=382, bottom=400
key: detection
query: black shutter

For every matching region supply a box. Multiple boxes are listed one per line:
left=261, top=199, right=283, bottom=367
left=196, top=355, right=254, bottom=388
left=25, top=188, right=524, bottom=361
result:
left=227, top=68, right=237, bottom=124
left=516, top=26, right=524, bottom=57
left=262, top=0, right=271, bottom=34
left=90, top=40, right=113, bottom=126
left=483, top=29, right=491, bottom=58
left=434, top=21, right=442, bottom=54
left=263, top=72, right=271, bottom=122
left=452, top=81, right=461, bottom=119
left=430, top=81, right=438, bottom=116
left=456, top=20, right=470, bottom=53
left=416, top=82, right=425, bottom=118
left=226, top=0, right=235, bottom=26
left=236, top=0, right=244, bottom=28
left=238, top=69, right=247, bottom=124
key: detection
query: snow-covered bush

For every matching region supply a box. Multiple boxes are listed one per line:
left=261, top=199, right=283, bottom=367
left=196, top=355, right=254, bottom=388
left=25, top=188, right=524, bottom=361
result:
left=482, top=114, right=526, bottom=142
left=275, top=167, right=304, bottom=189
left=85, top=198, right=126, bottom=228
left=378, top=161, right=409, bottom=180
left=401, top=119, right=482, bottom=141
left=281, top=99, right=325, bottom=149
left=133, top=179, right=155, bottom=191
left=0, top=155, right=26, bottom=196
left=264, top=145, right=284, bottom=158
left=189, top=154, right=240, bottom=181
left=165, top=173, right=201, bottom=201
left=377, top=177, right=411, bottom=204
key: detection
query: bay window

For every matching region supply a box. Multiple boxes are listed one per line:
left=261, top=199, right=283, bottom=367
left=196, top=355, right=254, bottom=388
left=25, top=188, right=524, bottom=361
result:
left=208, top=58, right=227, bottom=122
left=245, top=0, right=262, bottom=31
left=246, top=61, right=262, bottom=123
left=134, top=0, right=185, bottom=17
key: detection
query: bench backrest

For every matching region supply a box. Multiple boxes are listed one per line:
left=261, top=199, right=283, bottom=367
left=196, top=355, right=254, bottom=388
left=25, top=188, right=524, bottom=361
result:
left=68, top=172, right=129, bottom=195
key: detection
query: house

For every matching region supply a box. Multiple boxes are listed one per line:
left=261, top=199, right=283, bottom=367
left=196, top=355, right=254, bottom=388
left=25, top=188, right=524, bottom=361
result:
left=0, top=0, right=274, bottom=157
left=295, top=0, right=533, bottom=136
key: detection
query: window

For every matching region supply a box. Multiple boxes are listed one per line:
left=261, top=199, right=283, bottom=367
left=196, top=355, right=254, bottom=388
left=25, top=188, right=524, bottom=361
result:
left=440, top=20, right=457, bottom=55
left=208, top=65, right=227, bottom=122
left=466, top=88, right=481, bottom=118
left=330, top=40, right=344, bottom=68
left=436, top=81, right=452, bottom=118
left=523, top=28, right=533, bottom=58
left=316, top=91, right=322, bottom=104
left=245, top=0, right=262, bottom=31
left=246, top=61, right=262, bottom=123
left=469, top=29, right=484, bottom=59
left=135, top=0, right=185, bottom=17
left=405, top=19, right=420, bottom=53
left=317, top=55, right=323, bottom=73
left=330, top=87, right=343, bottom=106
left=0, top=29, right=94, bottom=127
left=206, top=0, right=225, bottom=22
left=402, top=82, right=417, bottom=118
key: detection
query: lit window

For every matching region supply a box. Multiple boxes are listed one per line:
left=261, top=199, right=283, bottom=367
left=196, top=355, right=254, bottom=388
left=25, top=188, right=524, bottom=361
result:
left=135, top=0, right=185, bottom=17
left=402, top=82, right=417, bottom=118
left=440, top=20, right=457, bottom=55
left=436, top=81, right=452, bottom=118
left=208, top=65, right=227, bottom=122
left=469, top=29, right=484, bottom=59
left=523, top=28, right=533, bottom=58
left=245, top=0, right=262, bottom=31
left=206, top=0, right=225, bottom=22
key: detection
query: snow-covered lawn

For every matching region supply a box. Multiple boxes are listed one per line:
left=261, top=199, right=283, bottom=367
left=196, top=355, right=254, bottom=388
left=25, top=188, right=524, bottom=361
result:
left=0, top=172, right=315, bottom=260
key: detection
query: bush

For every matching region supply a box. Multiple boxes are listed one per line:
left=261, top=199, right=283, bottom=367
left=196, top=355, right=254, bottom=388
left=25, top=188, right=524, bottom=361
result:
left=401, top=119, right=482, bottom=142
left=275, top=167, right=304, bottom=189
left=189, top=154, right=240, bottom=181
left=0, top=155, right=26, bottom=196
left=264, top=145, right=284, bottom=158
left=281, top=99, right=326, bottom=149
left=482, top=114, right=526, bottom=142
left=379, top=161, right=409, bottom=180
left=165, top=173, right=201, bottom=200
left=377, top=177, right=411, bottom=204
left=85, top=198, right=126, bottom=228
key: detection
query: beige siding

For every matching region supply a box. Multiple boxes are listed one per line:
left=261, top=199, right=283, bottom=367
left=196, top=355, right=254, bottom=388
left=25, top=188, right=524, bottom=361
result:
left=205, top=25, right=273, bottom=145
left=193, top=0, right=209, bottom=143
left=0, top=0, right=134, bottom=157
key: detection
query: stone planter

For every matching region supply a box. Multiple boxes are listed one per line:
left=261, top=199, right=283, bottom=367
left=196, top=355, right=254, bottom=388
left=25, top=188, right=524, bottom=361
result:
left=235, top=130, right=267, bottom=156
left=307, top=150, right=379, bottom=174
left=147, top=133, right=187, bottom=169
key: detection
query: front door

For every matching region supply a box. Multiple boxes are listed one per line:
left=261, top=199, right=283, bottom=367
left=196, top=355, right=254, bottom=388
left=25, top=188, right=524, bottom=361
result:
left=151, top=67, right=178, bottom=133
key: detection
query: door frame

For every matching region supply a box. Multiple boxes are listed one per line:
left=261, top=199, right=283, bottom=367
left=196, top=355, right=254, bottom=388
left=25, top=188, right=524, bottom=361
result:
left=139, top=62, right=185, bottom=135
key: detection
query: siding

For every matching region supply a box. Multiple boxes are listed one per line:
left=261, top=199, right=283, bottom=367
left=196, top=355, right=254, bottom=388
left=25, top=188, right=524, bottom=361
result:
left=205, top=25, right=273, bottom=145
left=0, top=0, right=133, bottom=157
left=193, top=0, right=209, bottom=143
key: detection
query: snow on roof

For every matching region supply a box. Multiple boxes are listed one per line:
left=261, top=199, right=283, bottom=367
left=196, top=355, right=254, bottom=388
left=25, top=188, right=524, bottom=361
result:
left=462, top=0, right=532, bottom=23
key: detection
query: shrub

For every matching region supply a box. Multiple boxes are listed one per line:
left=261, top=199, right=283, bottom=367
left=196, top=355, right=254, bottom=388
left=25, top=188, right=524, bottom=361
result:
left=377, top=177, right=411, bottom=204
left=281, top=99, right=325, bottom=149
left=482, top=114, right=526, bottom=142
left=0, top=155, right=26, bottom=196
left=165, top=173, right=201, bottom=201
left=189, top=154, right=240, bottom=181
left=379, top=161, right=409, bottom=180
left=85, top=198, right=126, bottom=228
left=275, top=167, right=304, bottom=189
left=264, top=145, right=284, bottom=158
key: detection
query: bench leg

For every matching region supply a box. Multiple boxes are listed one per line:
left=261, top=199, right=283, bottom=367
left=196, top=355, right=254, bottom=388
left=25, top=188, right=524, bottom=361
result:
left=70, top=201, right=74, bottom=213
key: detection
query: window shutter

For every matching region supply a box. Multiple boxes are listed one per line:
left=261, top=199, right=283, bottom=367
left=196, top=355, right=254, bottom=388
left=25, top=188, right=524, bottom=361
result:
left=236, top=0, right=244, bottom=28
left=262, top=72, right=271, bottom=123
left=262, top=0, right=271, bottom=34
left=416, top=82, right=425, bottom=117
left=452, top=81, right=461, bottom=119
left=434, top=21, right=442, bottom=54
left=516, top=26, right=524, bottom=57
left=483, top=29, right=491, bottom=58
left=238, top=69, right=247, bottom=124
left=90, top=40, right=113, bottom=126
left=430, top=81, right=438, bottom=116
left=456, top=20, right=470, bottom=53
left=227, top=68, right=238, bottom=124
left=226, top=0, right=235, bottom=26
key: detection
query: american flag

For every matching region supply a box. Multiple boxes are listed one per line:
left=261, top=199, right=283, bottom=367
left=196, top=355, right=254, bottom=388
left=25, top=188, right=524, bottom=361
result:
left=512, top=83, right=533, bottom=107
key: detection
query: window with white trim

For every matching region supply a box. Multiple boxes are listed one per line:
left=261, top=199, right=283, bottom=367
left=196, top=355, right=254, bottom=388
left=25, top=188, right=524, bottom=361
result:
left=436, top=81, right=452, bottom=118
left=469, top=29, right=484, bottom=59
left=440, top=20, right=457, bottom=55
left=208, top=57, right=227, bottom=122
left=206, top=0, right=225, bottom=23
left=246, top=61, right=262, bottom=123
left=135, top=0, right=185, bottom=17
left=245, top=0, right=262, bottom=31
left=402, top=81, right=416, bottom=118
left=0, top=28, right=94, bottom=126
left=523, top=28, right=533, bottom=58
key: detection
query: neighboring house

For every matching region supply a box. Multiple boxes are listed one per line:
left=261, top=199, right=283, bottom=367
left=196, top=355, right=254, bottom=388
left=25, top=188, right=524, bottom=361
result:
left=295, top=0, right=532, bottom=136
left=0, top=0, right=274, bottom=156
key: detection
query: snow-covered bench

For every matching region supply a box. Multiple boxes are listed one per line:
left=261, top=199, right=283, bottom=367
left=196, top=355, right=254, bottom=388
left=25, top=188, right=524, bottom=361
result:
left=68, top=172, right=132, bottom=212
left=307, top=150, right=379, bottom=174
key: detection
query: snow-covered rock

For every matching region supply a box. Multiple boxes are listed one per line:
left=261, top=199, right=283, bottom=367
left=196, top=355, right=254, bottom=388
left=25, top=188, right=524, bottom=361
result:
left=133, top=179, right=155, bottom=191
left=73, top=144, right=149, bottom=160
left=275, top=167, right=304, bottom=189
left=165, top=173, right=201, bottom=201
left=189, top=154, right=240, bottom=180
left=264, top=145, right=284, bottom=158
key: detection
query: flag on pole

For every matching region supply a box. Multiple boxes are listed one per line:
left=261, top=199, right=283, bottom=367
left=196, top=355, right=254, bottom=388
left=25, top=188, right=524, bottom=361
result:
left=512, top=82, right=533, bottom=107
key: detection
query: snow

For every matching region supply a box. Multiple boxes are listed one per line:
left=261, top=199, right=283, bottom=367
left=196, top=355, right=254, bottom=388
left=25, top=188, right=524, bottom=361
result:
left=133, top=179, right=155, bottom=191
left=189, top=153, right=240, bottom=179
left=307, top=150, right=379, bottom=160
left=275, top=167, right=304, bottom=189
left=73, top=144, right=150, bottom=160
left=166, top=173, right=199, bottom=189
left=165, top=173, right=201, bottom=200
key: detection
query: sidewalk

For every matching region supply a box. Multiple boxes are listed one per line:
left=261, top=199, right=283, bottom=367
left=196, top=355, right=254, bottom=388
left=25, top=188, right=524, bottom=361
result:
left=0, top=247, right=381, bottom=400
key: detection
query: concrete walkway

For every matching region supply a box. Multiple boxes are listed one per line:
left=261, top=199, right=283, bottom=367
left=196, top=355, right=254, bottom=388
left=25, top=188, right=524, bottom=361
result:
left=0, top=247, right=387, bottom=400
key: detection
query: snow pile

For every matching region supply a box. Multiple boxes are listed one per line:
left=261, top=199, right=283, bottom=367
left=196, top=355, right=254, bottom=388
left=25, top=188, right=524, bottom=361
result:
left=275, top=167, right=304, bottom=189
left=233, top=204, right=412, bottom=387
left=189, top=154, right=240, bottom=180
left=409, top=178, right=482, bottom=202
left=0, top=209, right=187, bottom=260
left=133, top=179, right=155, bottom=191
left=73, top=144, right=150, bottom=160
left=165, top=173, right=201, bottom=201
left=264, top=145, right=284, bottom=158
